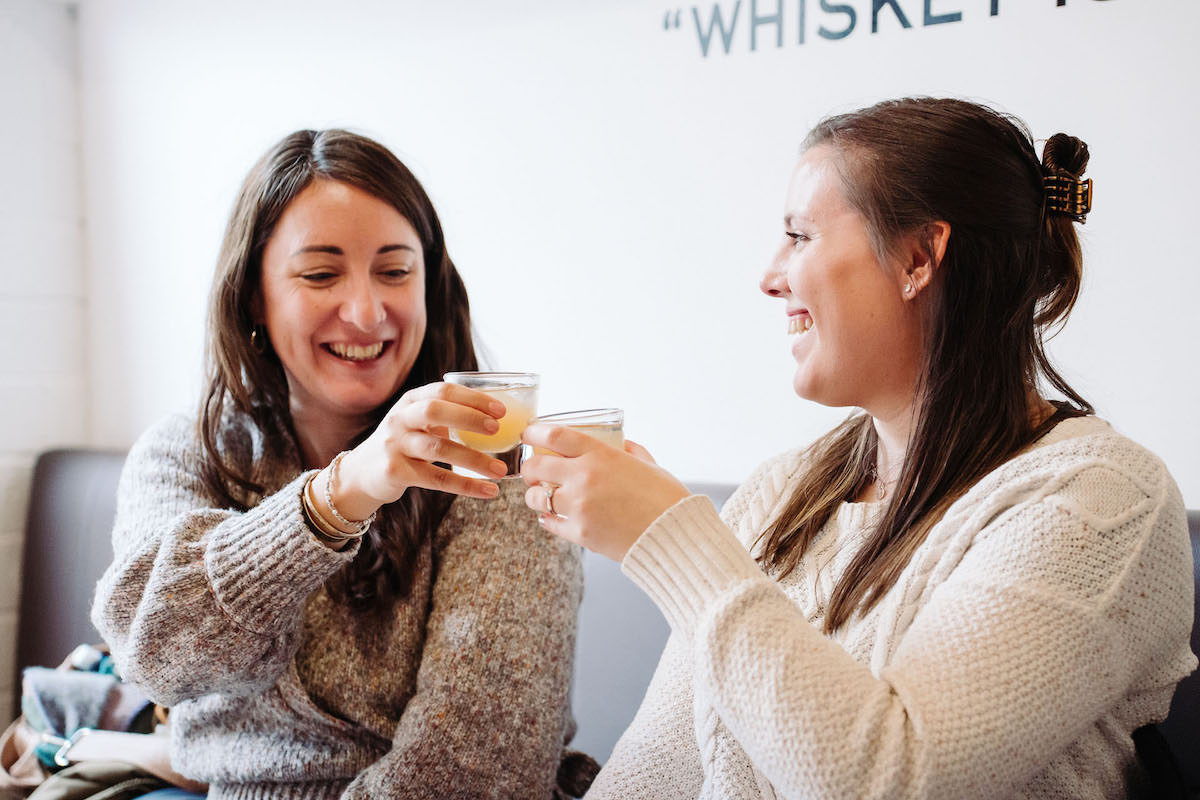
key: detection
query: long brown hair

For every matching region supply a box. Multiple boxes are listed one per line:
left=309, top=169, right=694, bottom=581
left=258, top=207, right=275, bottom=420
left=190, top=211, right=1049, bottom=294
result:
left=756, top=98, right=1093, bottom=632
left=199, top=129, right=477, bottom=606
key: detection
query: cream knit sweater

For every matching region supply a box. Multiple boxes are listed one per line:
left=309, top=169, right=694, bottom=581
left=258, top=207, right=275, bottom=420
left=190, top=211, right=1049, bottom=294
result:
left=589, top=416, right=1195, bottom=800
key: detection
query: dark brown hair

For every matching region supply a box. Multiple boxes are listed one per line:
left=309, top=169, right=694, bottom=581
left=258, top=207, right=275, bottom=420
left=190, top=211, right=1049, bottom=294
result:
left=199, top=129, right=477, bottom=606
left=756, top=98, right=1093, bottom=632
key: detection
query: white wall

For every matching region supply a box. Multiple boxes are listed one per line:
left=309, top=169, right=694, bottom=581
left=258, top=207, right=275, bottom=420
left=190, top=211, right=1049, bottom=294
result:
left=75, top=0, right=1200, bottom=505
left=0, top=0, right=85, bottom=722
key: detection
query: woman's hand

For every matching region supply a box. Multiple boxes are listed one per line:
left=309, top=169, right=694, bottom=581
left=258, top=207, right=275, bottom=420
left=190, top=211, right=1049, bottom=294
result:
left=519, top=423, right=691, bottom=561
left=325, top=382, right=511, bottom=521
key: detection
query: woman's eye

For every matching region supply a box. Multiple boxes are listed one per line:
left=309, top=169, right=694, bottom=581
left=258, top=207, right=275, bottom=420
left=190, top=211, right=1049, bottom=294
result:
left=379, top=267, right=412, bottom=280
left=786, top=231, right=809, bottom=247
left=300, top=271, right=337, bottom=283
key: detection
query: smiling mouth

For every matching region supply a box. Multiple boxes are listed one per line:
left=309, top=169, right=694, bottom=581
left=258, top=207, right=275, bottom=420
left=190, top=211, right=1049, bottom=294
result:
left=325, top=342, right=388, bottom=362
left=787, top=316, right=814, bottom=335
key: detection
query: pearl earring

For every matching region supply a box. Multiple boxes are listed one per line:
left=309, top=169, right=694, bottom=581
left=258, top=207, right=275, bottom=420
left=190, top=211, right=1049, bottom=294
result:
left=904, top=283, right=914, bottom=295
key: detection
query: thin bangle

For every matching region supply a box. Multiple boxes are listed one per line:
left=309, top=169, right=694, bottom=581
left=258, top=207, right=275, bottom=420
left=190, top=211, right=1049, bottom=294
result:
left=301, top=473, right=362, bottom=544
left=326, top=451, right=376, bottom=535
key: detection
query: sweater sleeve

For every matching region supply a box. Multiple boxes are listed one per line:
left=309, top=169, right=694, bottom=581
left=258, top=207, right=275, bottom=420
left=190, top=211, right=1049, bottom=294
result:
left=91, top=415, right=357, bottom=705
left=340, top=477, right=583, bottom=799
left=621, top=445, right=1196, bottom=799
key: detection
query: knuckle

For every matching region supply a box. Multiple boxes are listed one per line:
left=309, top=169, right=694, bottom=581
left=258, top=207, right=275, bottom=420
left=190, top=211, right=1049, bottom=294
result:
left=545, top=426, right=568, bottom=450
left=398, top=430, right=425, bottom=455
left=425, top=436, right=448, bottom=461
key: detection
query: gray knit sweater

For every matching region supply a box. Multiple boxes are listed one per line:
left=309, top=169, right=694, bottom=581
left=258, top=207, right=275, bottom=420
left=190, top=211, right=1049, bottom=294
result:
left=91, top=412, right=584, bottom=800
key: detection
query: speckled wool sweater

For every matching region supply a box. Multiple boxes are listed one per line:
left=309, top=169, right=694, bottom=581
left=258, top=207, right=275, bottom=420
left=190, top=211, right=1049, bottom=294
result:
left=589, top=416, right=1196, bottom=800
left=91, top=412, right=584, bottom=800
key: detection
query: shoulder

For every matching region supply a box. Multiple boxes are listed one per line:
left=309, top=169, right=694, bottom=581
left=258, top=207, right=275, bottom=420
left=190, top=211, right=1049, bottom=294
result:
left=123, top=407, right=274, bottom=501
left=129, top=408, right=262, bottom=468
left=943, top=416, right=1188, bottom=572
left=985, top=416, right=1180, bottom=514
left=125, top=412, right=202, bottom=472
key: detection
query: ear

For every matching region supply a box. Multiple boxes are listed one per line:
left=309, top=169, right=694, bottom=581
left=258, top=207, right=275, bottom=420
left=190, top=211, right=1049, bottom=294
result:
left=899, top=221, right=950, bottom=300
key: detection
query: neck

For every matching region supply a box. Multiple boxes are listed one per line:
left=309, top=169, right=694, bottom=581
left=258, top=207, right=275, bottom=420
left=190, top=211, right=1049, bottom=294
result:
left=290, top=403, right=371, bottom=469
left=871, top=399, right=916, bottom=483
left=857, top=396, right=918, bottom=503
left=864, top=391, right=1058, bottom=502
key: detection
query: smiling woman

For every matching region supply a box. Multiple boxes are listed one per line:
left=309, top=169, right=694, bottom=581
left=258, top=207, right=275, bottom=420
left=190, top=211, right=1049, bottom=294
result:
left=90, top=129, right=590, bottom=799
left=257, top=180, right=429, bottom=432
left=518, top=97, right=1196, bottom=799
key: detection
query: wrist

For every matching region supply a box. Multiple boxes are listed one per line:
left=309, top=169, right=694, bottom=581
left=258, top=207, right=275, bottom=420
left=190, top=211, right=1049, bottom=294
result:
left=318, top=450, right=383, bottom=524
left=301, top=473, right=364, bottom=550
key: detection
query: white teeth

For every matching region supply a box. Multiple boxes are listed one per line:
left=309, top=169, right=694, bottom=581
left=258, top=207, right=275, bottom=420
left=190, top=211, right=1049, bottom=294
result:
left=329, top=342, right=384, bottom=361
left=788, top=317, right=814, bottom=335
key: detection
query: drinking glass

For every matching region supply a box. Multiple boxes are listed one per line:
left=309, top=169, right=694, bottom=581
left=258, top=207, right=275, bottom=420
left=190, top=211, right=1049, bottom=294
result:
left=443, top=371, right=539, bottom=476
left=532, top=408, right=625, bottom=454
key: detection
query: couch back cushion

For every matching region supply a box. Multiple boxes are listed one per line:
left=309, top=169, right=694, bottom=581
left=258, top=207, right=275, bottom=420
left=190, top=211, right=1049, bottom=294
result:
left=17, top=449, right=126, bottom=684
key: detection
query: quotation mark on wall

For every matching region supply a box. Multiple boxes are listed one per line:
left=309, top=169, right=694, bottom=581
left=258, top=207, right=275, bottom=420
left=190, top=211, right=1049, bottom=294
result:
left=662, top=9, right=682, bottom=30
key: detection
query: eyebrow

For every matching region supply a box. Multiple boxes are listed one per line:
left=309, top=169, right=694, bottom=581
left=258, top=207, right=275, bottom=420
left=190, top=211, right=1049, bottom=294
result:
left=292, top=244, right=418, bottom=256
left=783, top=214, right=813, bottom=228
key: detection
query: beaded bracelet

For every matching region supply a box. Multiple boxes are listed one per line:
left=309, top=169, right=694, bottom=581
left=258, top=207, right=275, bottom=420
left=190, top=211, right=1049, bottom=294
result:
left=326, top=451, right=376, bottom=535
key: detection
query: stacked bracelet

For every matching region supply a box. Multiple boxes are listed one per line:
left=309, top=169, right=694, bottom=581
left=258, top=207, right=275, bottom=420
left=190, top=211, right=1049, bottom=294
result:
left=301, top=476, right=358, bottom=546
left=326, top=451, right=375, bottom=533
left=300, top=459, right=374, bottom=546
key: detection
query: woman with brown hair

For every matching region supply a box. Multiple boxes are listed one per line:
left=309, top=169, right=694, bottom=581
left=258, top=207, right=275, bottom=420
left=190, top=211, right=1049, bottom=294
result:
left=519, top=97, right=1196, bottom=798
left=92, top=129, right=587, bottom=799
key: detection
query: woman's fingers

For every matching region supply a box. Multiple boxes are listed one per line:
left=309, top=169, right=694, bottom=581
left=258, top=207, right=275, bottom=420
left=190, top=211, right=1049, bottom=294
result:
left=624, top=438, right=657, bottom=464
left=399, top=382, right=507, bottom=420
left=519, top=451, right=578, bottom=488
left=410, top=461, right=500, bottom=499
left=396, top=430, right=508, bottom=478
left=521, top=423, right=596, bottom=458
left=524, top=483, right=561, bottom=518
left=402, top=398, right=501, bottom=437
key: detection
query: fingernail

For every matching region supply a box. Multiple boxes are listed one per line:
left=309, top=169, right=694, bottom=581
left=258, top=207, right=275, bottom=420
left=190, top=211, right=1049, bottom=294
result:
left=489, top=460, right=508, bottom=477
left=482, top=482, right=500, bottom=497
left=490, top=400, right=506, bottom=417
left=484, top=417, right=499, bottom=434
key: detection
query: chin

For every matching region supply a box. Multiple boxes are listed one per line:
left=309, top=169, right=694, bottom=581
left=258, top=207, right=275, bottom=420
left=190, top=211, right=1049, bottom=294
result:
left=792, top=372, right=852, bottom=409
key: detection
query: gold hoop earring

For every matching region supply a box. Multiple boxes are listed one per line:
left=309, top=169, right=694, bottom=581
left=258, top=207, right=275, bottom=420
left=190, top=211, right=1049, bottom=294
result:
left=250, top=325, right=267, bottom=354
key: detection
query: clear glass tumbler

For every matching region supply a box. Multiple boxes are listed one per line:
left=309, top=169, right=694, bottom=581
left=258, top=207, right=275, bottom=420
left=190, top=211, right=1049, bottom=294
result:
left=443, top=371, right=539, bottom=476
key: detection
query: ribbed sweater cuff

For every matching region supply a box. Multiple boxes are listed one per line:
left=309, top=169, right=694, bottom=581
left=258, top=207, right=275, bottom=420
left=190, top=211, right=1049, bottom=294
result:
left=204, top=471, right=359, bottom=636
left=621, top=494, right=763, bottom=637
left=209, top=779, right=349, bottom=800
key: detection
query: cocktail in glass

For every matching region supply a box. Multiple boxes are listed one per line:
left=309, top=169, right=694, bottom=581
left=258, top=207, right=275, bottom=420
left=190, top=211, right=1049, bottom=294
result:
left=443, top=371, right=539, bottom=476
left=532, top=408, right=624, bottom=454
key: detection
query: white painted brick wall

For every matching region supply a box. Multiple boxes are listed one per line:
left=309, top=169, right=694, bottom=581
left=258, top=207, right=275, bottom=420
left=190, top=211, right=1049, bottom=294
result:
left=0, top=0, right=85, bottom=725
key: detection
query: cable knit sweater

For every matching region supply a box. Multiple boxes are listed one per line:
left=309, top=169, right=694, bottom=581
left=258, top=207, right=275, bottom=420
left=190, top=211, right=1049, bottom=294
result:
left=91, top=412, right=584, bottom=800
left=589, top=415, right=1196, bottom=800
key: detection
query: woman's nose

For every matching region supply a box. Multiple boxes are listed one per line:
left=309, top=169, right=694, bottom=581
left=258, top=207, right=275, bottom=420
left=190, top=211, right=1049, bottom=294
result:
left=760, top=253, right=788, bottom=298
left=339, top=279, right=386, bottom=331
